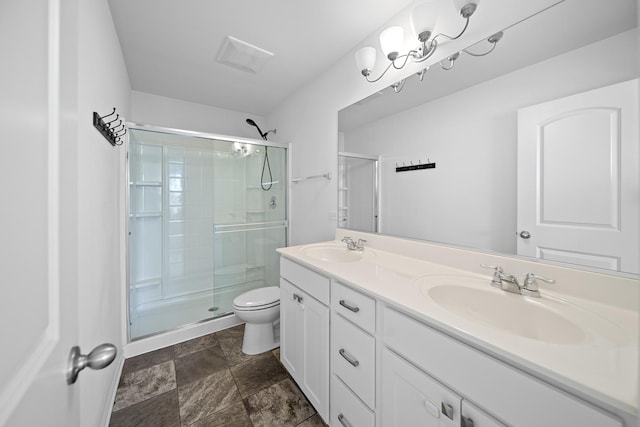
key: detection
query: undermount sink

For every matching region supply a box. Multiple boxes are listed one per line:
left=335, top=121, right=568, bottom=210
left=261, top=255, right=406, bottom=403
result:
left=415, top=275, right=586, bottom=345
left=302, top=245, right=367, bottom=263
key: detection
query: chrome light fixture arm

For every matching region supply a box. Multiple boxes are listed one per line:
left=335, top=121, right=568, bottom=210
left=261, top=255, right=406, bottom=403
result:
left=462, top=31, right=503, bottom=57
left=356, top=2, right=501, bottom=93
left=362, top=61, right=395, bottom=83
left=429, top=16, right=471, bottom=45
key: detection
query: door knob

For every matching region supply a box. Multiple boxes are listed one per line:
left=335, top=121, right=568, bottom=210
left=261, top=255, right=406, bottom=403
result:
left=67, top=343, right=117, bottom=385
left=519, top=230, right=531, bottom=239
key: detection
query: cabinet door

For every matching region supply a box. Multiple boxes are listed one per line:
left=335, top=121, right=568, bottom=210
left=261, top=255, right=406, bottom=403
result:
left=301, top=291, right=330, bottom=421
left=461, top=401, right=506, bottom=427
left=382, top=348, right=460, bottom=427
left=280, top=279, right=303, bottom=382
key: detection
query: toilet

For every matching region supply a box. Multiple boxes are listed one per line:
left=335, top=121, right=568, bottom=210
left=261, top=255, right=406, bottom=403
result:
left=232, top=286, right=280, bottom=355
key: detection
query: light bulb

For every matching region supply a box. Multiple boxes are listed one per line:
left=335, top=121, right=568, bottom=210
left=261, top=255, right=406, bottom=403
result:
left=410, top=1, right=440, bottom=42
left=379, top=26, right=404, bottom=61
left=355, top=47, right=376, bottom=76
left=453, top=0, right=479, bottom=18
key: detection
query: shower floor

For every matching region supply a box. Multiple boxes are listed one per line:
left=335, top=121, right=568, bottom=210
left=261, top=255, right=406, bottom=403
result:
left=130, top=280, right=269, bottom=339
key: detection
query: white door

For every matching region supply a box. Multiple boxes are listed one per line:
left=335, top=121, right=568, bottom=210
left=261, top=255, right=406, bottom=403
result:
left=517, top=79, right=639, bottom=274
left=301, top=291, right=328, bottom=421
left=0, top=1, right=80, bottom=425
left=279, top=279, right=303, bottom=382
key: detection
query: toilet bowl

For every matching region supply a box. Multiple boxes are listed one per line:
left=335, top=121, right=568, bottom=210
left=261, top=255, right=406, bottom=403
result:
left=233, top=286, right=280, bottom=355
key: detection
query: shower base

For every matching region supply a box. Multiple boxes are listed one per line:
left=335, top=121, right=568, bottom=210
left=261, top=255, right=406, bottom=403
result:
left=129, top=279, right=268, bottom=339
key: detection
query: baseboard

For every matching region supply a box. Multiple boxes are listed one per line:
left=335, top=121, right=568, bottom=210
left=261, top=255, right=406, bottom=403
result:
left=101, top=352, right=125, bottom=427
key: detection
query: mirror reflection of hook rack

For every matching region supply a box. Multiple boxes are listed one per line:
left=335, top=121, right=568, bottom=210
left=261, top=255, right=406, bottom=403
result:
left=93, top=107, right=127, bottom=146
left=395, top=157, right=436, bottom=173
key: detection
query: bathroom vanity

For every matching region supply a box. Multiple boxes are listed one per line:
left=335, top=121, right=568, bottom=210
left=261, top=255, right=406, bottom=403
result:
left=277, top=231, right=638, bottom=427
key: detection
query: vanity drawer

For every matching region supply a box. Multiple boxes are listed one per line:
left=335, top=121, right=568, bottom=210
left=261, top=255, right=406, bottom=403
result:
left=280, top=257, right=329, bottom=305
left=332, top=280, right=376, bottom=334
left=332, top=313, right=375, bottom=408
left=331, top=374, right=375, bottom=427
left=382, top=307, right=622, bottom=427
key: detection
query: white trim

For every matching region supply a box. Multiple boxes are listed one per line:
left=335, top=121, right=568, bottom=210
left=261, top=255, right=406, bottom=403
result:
left=0, top=0, right=62, bottom=422
left=126, top=122, right=289, bottom=149
left=101, top=355, right=125, bottom=427
left=47, top=0, right=61, bottom=345
left=338, top=151, right=380, bottom=161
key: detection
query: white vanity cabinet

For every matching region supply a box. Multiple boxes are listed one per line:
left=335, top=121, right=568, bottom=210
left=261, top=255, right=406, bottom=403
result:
left=461, top=401, right=506, bottom=427
left=279, top=258, right=330, bottom=422
left=381, top=347, right=504, bottom=427
left=278, top=244, right=633, bottom=427
left=330, top=280, right=377, bottom=426
left=382, top=306, right=623, bottom=427
left=381, top=348, right=462, bottom=427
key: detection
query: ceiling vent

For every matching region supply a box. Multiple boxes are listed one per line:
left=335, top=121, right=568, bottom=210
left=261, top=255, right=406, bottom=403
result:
left=216, top=36, right=274, bottom=74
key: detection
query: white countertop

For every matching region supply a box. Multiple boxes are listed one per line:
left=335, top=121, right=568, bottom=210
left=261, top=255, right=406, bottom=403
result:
left=277, top=239, right=639, bottom=418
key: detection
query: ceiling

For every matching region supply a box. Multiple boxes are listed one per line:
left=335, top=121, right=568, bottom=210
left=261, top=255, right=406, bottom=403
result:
left=339, top=0, right=638, bottom=132
left=108, top=0, right=416, bottom=116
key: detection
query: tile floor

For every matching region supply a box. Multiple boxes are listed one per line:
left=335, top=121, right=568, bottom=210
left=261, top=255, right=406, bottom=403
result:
left=110, top=324, right=326, bottom=427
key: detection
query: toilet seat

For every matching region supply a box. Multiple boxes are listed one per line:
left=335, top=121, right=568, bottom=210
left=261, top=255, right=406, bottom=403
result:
left=233, top=286, right=280, bottom=311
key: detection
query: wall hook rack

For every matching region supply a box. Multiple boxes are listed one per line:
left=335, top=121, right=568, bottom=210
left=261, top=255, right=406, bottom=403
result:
left=93, top=107, right=126, bottom=146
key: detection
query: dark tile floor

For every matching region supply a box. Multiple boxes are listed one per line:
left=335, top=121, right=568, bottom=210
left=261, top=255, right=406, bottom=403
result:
left=110, top=324, right=326, bottom=427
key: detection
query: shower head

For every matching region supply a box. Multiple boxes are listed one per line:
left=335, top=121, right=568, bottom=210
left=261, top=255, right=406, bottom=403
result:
left=246, top=118, right=266, bottom=140
left=246, top=119, right=277, bottom=140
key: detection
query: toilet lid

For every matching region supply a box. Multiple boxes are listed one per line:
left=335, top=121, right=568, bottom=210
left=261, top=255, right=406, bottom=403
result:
left=233, top=286, right=280, bottom=309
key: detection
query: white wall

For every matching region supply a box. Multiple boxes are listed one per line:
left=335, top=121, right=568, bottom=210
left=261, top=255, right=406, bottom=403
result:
left=266, top=0, right=563, bottom=245
left=76, top=0, right=131, bottom=425
left=131, top=90, right=266, bottom=139
left=343, top=30, right=638, bottom=254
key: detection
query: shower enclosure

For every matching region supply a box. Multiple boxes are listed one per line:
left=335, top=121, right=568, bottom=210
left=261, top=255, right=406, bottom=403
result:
left=127, top=125, right=287, bottom=339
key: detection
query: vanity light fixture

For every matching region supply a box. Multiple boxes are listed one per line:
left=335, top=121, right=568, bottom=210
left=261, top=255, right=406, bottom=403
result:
left=355, top=0, right=503, bottom=93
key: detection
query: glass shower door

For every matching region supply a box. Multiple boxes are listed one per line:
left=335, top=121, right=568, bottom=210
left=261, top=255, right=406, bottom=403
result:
left=211, top=143, right=287, bottom=316
left=128, top=127, right=287, bottom=340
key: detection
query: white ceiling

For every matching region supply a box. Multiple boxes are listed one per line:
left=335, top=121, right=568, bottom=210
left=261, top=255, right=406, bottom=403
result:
left=108, top=0, right=416, bottom=116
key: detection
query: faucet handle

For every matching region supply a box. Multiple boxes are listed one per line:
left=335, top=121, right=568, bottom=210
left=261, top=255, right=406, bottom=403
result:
left=480, top=264, right=504, bottom=288
left=523, top=273, right=555, bottom=291
left=480, top=264, right=503, bottom=273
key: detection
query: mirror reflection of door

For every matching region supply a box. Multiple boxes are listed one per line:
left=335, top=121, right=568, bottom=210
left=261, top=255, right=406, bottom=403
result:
left=338, top=153, right=379, bottom=233
left=517, top=79, right=639, bottom=274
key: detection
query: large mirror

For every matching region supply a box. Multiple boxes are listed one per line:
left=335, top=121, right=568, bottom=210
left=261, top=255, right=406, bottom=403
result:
left=338, top=0, right=639, bottom=275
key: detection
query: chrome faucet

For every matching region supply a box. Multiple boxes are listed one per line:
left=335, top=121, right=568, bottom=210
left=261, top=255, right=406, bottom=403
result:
left=341, top=236, right=366, bottom=251
left=480, top=264, right=555, bottom=298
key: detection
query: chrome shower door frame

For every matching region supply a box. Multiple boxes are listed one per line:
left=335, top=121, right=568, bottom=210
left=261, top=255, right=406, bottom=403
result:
left=124, top=122, right=290, bottom=343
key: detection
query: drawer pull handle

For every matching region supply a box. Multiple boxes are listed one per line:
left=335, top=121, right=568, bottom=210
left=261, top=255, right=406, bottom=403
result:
left=292, top=293, right=303, bottom=303
left=338, top=413, right=353, bottom=427
left=339, top=348, right=359, bottom=367
left=339, top=299, right=360, bottom=313
left=441, top=402, right=454, bottom=420
left=462, top=416, right=475, bottom=427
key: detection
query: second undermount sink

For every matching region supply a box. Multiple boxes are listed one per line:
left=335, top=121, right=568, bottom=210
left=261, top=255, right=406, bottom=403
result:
left=415, top=275, right=587, bottom=345
left=302, top=245, right=368, bottom=263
